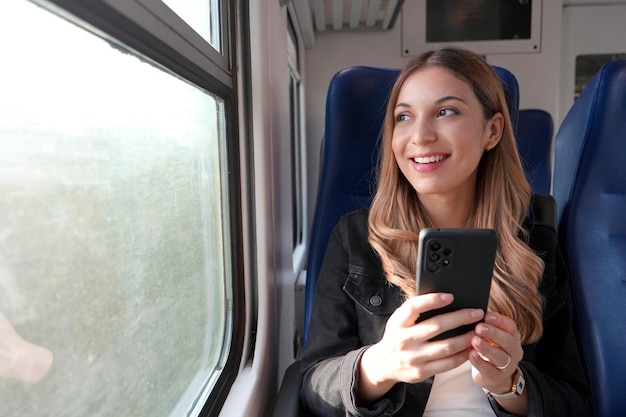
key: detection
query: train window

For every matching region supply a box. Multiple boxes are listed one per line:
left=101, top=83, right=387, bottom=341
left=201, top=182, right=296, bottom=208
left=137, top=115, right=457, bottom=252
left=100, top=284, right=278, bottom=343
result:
left=1, top=1, right=241, bottom=416
left=575, top=53, right=626, bottom=100
left=162, top=0, right=223, bottom=52
left=288, top=14, right=307, bottom=269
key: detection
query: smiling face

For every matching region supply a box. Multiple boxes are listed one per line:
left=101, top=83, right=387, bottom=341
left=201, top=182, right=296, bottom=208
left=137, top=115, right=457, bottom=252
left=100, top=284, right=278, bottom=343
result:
left=391, top=66, right=503, bottom=213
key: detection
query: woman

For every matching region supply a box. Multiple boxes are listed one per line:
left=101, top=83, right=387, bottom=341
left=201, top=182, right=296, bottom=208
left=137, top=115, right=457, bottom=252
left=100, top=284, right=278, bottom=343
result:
left=300, top=47, right=592, bottom=416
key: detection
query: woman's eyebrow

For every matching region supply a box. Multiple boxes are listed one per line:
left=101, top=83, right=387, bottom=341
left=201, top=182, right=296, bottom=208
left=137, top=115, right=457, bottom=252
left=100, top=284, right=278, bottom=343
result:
left=395, top=95, right=468, bottom=110
left=435, top=95, right=467, bottom=105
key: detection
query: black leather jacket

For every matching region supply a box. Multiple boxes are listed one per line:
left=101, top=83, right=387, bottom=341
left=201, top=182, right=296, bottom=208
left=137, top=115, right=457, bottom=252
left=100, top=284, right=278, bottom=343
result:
left=300, top=209, right=592, bottom=417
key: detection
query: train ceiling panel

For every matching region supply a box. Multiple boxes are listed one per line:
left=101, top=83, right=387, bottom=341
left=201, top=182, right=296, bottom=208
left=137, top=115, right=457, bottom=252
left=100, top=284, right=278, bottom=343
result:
left=311, top=0, right=403, bottom=31
left=289, top=0, right=404, bottom=47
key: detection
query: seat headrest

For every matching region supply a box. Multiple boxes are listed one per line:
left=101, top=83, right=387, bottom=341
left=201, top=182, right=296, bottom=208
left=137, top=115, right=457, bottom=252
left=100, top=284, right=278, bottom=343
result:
left=553, top=59, right=626, bottom=224
left=552, top=59, right=626, bottom=417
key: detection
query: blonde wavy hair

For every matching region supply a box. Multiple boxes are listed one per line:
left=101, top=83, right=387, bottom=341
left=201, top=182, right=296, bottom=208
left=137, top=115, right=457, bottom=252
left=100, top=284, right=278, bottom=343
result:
left=368, top=47, right=544, bottom=344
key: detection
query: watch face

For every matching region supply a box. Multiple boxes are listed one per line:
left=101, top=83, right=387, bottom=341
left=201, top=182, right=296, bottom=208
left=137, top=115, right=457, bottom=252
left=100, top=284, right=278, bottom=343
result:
left=515, top=369, right=526, bottom=395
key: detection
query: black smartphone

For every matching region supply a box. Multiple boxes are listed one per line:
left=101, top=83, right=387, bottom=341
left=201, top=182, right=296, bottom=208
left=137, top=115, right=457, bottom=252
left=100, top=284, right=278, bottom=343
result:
left=415, top=228, right=498, bottom=341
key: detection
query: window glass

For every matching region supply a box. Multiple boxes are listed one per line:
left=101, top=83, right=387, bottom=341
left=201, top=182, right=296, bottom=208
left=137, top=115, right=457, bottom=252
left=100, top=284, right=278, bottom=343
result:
left=575, top=53, right=626, bottom=100
left=0, top=2, right=232, bottom=416
left=289, top=72, right=303, bottom=250
left=287, top=16, right=305, bottom=260
left=162, top=0, right=222, bottom=52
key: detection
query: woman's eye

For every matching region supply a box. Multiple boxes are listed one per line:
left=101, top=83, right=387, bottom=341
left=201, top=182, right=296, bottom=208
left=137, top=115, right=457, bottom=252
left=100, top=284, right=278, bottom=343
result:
left=437, top=108, right=457, bottom=117
left=395, top=113, right=410, bottom=122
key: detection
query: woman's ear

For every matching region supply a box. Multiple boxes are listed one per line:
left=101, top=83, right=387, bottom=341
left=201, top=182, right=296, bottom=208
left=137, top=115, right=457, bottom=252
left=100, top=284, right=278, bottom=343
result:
left=485, top=112, right=504, bottom=151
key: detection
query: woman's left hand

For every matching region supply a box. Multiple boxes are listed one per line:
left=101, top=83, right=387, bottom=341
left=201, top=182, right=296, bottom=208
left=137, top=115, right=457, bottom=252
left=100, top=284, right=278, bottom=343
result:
left=469, top=311, right=523, bottom=395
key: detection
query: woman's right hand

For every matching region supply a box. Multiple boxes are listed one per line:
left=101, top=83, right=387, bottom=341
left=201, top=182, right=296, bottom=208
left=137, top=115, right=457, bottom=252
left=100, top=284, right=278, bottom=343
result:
left=0, top=312, right=53, bottom=383
left=356, top=293, right=484, bottom=404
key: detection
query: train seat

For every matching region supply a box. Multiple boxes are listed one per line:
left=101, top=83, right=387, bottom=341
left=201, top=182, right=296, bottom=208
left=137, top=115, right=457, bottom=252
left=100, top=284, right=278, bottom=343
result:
left=302, top=66, right=400, bottom=346
left=552, top=59, right=626, bottom=417
left=272, top=64, right=521, bottom=416
left=516, top=109, right=553, bottom=194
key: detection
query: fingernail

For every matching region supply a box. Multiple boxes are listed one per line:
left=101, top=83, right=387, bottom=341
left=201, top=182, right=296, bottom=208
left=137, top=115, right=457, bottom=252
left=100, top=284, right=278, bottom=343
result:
left=441, top=293, right=453, bottom=302
left=485, top=313, right=497, bottom=323
left=471, top=309, right=484, bottom=318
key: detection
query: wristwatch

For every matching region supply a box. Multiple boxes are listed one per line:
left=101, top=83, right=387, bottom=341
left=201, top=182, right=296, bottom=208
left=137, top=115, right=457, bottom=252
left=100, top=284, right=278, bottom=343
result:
left=487, top=366, right=526, bottom=400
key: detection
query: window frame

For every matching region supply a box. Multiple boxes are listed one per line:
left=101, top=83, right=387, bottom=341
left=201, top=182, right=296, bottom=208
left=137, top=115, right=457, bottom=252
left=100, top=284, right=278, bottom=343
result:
left=29, top=0, right=246, bottom=415
left=43, top=0, right=232, bottom=93
left=287, top=9, right=308, bottom=275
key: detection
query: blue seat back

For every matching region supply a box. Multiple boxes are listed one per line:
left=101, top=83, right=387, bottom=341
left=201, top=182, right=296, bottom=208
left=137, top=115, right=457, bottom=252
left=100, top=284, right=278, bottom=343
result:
left=516, top=109, right=553, bottom=194
left=552, top=59, right=626, bottom=417
left=303, top=65, right=520, bottom=344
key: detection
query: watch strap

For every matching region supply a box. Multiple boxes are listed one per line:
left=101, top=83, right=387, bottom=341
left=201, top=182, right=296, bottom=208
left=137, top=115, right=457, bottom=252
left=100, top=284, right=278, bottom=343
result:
left=486, top=366, right=526, bottom=400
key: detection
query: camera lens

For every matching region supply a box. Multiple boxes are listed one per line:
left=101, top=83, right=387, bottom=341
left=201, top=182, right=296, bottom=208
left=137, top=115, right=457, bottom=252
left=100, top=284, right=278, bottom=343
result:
left=430, top=241, right=441, bottom=251
left=429, top=253, right=440, bottom=262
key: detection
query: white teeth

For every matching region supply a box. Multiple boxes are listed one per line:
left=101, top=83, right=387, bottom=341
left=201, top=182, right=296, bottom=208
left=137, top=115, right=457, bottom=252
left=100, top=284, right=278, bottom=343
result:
left=413, top=155, right=447, bottom=164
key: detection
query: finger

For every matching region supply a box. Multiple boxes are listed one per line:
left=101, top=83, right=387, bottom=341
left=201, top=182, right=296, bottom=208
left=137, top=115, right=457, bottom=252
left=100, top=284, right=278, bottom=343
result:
left=484, top=312, right=519, bottom=337
left=390, top=293, right=455, bottom=328
left=469, top=349, right=518, bottom=395
left=476, top=313, right=521, bottom=349
left=417, top=331, right=475, bottom=360
left=475, top=326, right=522, bottom=366
left=471, top=335, right=512, bottom=371
left=469, top=349, right=507, bottom=386
left=469, top=349, right=493, bottom=374
left=403, top=346, right=473, bottom=383
left=415, top=308, right=484, bottom=341
left=472, top=319, right=524, bottom=378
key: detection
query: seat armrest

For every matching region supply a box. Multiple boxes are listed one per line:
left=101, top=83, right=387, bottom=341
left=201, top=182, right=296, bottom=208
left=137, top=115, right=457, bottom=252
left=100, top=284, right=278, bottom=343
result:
left=272, top=360, right=305, bottom=417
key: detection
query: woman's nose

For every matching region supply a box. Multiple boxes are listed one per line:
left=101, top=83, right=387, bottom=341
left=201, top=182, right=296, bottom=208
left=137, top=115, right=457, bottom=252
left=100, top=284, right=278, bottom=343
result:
left=410, top=117, right=436, bottom=145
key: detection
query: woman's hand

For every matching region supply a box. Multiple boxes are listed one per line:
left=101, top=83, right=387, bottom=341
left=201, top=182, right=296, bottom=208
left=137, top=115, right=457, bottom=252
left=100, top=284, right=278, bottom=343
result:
left=0, top=312, right=53, bottom=383
left=357, top=293, right=484, bottom=404
left=469, top=311, right=528, bottom=415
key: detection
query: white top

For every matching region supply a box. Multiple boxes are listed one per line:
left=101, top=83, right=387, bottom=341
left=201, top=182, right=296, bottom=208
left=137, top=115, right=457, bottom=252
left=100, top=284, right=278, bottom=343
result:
left=423, top=361, right=496, bottom=416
